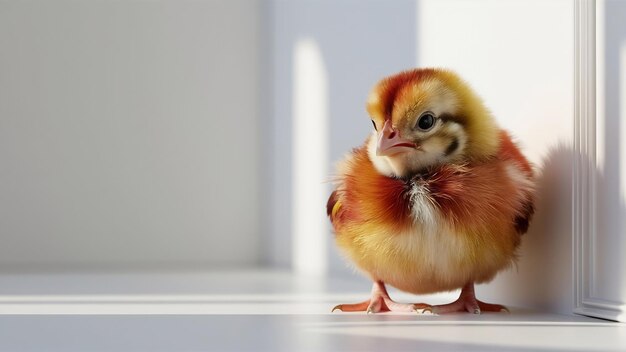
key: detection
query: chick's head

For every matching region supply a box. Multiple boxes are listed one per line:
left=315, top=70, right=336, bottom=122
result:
left=366, top=68, right=500, bottom=178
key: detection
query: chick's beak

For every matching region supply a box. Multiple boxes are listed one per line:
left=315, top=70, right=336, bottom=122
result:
left=376, top=120, right=417, bottom=156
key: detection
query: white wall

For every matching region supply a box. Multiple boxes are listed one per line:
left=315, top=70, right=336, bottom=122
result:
left=0, top=0, right=262, bottom=270
left=593, top=0, right=626, bottom=308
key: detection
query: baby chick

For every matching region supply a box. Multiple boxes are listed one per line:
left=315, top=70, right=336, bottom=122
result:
left=328, top=68, right=535, bottom=314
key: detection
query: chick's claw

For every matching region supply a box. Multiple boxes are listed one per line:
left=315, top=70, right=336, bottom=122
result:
left=331, top=301, right=370, bottom=313
left=332, top=281, right=432, bottom=314
left=428, top=283, right=509, bottom=315
left=430, top=300, right=508, bottom=315
left=332, top=299, right=430, bottom=314
left=478, top=300, right=510, bottom=313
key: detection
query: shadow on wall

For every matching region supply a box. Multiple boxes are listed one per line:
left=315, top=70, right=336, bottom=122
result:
left=479, top=119, right=626, bottom=314
left=269, top=0, right=418, bottom=275
left=479, top=144, right=574, bottom=313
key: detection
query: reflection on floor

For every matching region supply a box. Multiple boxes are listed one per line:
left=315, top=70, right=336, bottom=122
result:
left=0, top=270, right=623, bottom=351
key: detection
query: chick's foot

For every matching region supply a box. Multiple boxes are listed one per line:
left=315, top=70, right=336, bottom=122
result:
left=332, top=281, right=431, bottom=314
left=427, top=282, right=509, bottom=315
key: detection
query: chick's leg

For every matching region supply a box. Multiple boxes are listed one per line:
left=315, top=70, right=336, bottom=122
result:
left=332, top=281, right=431, bottom=313
left=428, top=282, right=509, bottom=314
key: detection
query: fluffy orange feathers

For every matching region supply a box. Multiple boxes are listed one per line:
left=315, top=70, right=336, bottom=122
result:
left=328, top=68, right=535, bottom=304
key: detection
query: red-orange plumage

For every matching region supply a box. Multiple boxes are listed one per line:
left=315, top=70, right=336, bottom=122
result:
left=331, top=132, right=533, bottom=239
left=427, top=132, right=533, bottom=234
left=376, top=69, right=437, bottom=119
left=338, top=146, right=413, bottom=232
left=498, top=130, right=533, bottom=176
left=329, top=68, right=536, bottom=313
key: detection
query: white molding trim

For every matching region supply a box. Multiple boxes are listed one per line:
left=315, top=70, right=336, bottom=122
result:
left=573, top=0, right=626, bottom=322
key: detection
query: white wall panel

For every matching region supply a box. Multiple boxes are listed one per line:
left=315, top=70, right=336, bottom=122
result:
left=594, top=0, right=626, bottom=307
left=0, top=0, right=261, bottom=270
left=575, top=0, right=626, bottom=322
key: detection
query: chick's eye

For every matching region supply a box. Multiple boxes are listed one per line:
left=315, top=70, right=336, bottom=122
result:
left=371, top=119, right=377, bottom=131
left=416, top=113, right=435, bottom=131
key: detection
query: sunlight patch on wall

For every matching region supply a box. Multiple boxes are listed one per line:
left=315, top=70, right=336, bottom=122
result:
left=292, top=38, right=329, bottom=275
left=596, top=0, right=606, bottom=171
left=620, top=43, right=626, bottom=204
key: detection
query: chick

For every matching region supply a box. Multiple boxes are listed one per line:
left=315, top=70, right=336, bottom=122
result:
left=328, top=68, right=535, bottom=314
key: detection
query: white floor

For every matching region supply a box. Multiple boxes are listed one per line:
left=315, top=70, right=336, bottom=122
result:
left=0, top=270, right=624, bottom=351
